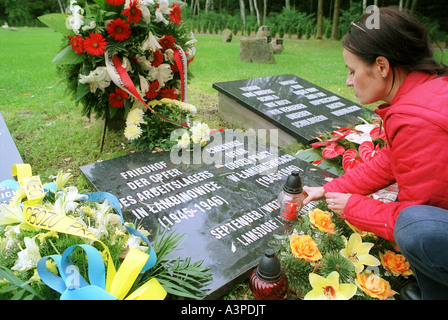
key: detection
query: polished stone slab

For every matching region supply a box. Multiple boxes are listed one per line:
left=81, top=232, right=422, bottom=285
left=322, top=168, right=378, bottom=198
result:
left=213, top=74, right=373, bottom=145
left=80, top=130, right=335, bottom=299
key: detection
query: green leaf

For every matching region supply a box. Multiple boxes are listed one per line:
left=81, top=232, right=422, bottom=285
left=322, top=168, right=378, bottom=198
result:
left=38, top=13, right=74, bottom=36
left=75, top=83, right=90, bottom=102
left=52, top=46, right=83, bottom=65
left=295, top=148, right=322, bottom=162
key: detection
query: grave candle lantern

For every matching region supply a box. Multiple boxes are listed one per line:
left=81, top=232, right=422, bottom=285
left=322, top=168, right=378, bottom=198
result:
left=278, top=171, right=305, bottom=221
left=249, top=249, right=288, bottom=300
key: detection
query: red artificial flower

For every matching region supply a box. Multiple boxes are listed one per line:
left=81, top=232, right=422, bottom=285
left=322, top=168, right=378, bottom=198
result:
left=342, top=149, right=364, bottom=172
left=169, top=3, right=181, bottom=25
left=68, top=35, right=84, bottom=55
left=310, top=140, right=330, bottom=148
left=84, top=33, right=107, bottom=56
left=122, top=0, right=142, bottom=24
left=145, top=80, right=160, bottom=100
left=359, top=140, right=381, bottom=162
left=151, top=50, right=164, bottom=67
left=322, top=143, right=345, bottom=159
left=370, top=126, right=387, bottom=140
left=109, top=87, right=129, bottom=108
left=159, top=35, right=175, bottom=51
left=106, top=0, right=125, bottom=5
left=107, top=18, right=131, bottom=41
left=160, top=87, right=178, bottom=100
left=171, top=62, right=179, bottom=73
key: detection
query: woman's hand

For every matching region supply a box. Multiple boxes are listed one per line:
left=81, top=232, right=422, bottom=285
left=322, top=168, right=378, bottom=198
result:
left=302, top=186, right=326, bottom=205
left=325, top=192, right=352, bottom=217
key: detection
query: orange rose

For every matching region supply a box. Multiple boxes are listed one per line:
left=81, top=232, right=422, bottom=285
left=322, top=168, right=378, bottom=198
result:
left=380, top=250, right=413, bottom=276
left=355, top=272, right=397, bottom=300
left=290, top=234, right=322, bottom=262
left=309, top=208, right=335, bottom=234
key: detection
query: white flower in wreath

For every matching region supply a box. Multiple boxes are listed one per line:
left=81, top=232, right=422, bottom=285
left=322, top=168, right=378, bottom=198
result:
left=191, top=122, right=210, bottom=146
left=12, top=236, right=41, bottom=272
left=81, top=20, right=96, bottom=31
left=140, top=31, right=162, bottom=52
left=79, top=66, right=111, bottom=93
left=126, top=107, right=145, bottom=126
left=52, top=187, right=87, bottom=215
left=176, top=131, right=191, bottom=149
left=147, top=63, right=173, bottom=88
left=124, top=0, right=151, bottom=23
left=65, top=0, right=84, bottom=34
left=155, top=0, right=171, bottom=25
left=345, top=124, right=375, bottom=144
left=124, top=124, right=143, bottom=141
left=126, top=234, right=149, bottom=252
left=2, top=225, right=20, bottom=251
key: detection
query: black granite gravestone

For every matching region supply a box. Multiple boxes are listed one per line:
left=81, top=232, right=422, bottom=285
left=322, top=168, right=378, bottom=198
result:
left=0, top=112, right=23, bottom=204
left=213, top=74, right=374, bottom=145
left=80, top=130, right=336, bottom=299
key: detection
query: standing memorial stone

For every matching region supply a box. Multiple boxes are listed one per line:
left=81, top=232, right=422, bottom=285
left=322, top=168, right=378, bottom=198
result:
left=213, top=74, right=373, bottom=146
left=0, top=112, right=23, bottom=204
left=80, top=130, right=335, bottom=299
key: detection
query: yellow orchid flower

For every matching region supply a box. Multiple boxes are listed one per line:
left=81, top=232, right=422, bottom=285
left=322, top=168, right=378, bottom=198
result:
left=340, top=233, right=380, bottom=273
left=304, top=271, right=357, bottom=300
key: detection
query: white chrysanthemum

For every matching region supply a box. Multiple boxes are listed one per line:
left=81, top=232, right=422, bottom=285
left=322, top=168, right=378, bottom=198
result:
left=124, top=124, right=143, bottom=141
left=177, top=132, right=191, bottom=149
left=179, top=102, right=197, bottom=114
left=78, top=67, right=111, bottom=93
left=126, top=107, right=145, bottom=126
left=191, top=122, right=210, bottom=146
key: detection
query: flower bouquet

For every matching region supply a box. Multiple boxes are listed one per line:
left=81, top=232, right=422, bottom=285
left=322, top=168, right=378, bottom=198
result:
left=39, top=0, right=200, bottom=150
left=296, top=116, right=387, bottom=176
left=273, top=203, right=413, bottom=300
left=0, top=164, right=211, bottom=300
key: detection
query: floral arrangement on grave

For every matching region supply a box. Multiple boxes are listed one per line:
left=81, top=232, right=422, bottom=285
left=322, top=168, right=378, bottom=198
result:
left=0, top=164, right=211, bottom=300
left=39, top=0, right=208, bottom=151
left=296, top=116, right=387, bottom=176
left=273, top=203, right=413, bottom=300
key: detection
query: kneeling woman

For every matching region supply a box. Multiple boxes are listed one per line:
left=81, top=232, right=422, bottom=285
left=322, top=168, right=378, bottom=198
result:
left=303, top=7, right=448, bottom=299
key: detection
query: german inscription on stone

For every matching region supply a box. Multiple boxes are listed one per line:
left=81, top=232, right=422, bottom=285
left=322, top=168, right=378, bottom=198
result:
left=213, top=74, right=373, bottom=145
left=80, top=130, right=335, bottom=298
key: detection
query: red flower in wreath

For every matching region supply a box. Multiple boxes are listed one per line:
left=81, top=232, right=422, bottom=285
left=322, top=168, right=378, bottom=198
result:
left=106, top=0, right=125, bottom=5
left=359, top=141, right=381, bottom=162
left=160, top=87, right=178, bottom=100
left=169, top=3, right=181, bottom=25
left=151, top=51, right=164, bottom=67
left=342, top=149, right=363, bottom=172
left=109, top=87, right=129, bottom=108
left=107, top=18, right=131, bottom=41
left=145, top=80, right=160, bottom=100
left=122, top=0, right=142, bottom=24
left=68, top=35, right=84, bottom=55
left=159, top=35, right=175, bottom=51
left=322, top=143, right=345, bottom=159
left=84, top=33, right=107, bottom=56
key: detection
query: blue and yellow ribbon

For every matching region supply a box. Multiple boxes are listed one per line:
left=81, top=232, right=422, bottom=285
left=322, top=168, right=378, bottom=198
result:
left=2, top=164, right=166, bottom=300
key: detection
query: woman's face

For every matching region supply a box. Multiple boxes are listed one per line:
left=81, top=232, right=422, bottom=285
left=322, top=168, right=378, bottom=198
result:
left=343, top=48, right=389, bottom=105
